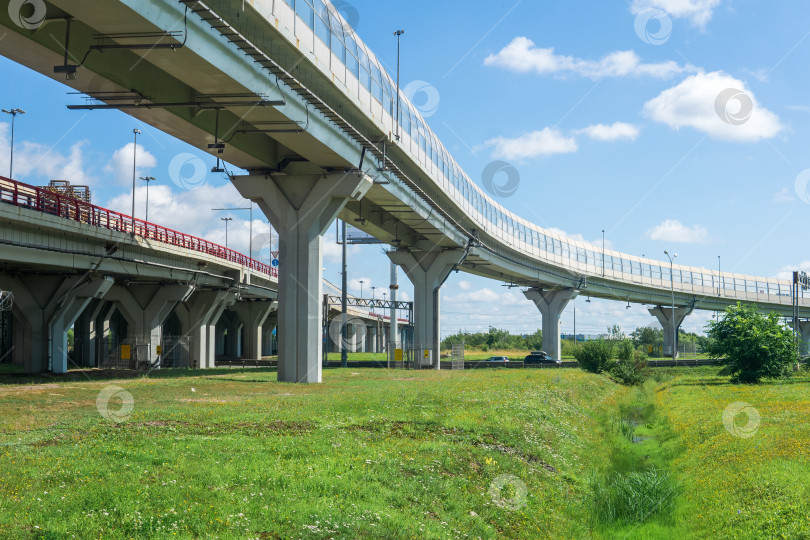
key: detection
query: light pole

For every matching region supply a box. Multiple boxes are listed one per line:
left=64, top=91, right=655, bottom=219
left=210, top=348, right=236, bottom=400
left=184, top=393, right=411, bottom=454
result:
left=371, top=286, right=376, bottom=301
left=130, top=129, right=141, bottom=234
left=139, top=176, right=155, bottom=222
left=221, top=217, right=233, bottom=248
left=394, top=29, right=405, bottom=141
left=1, top=108, right=25, bottom=179
left=601, top=229, right=605, bottom=276
left=717, top=255, right=721, bottom=296
left=212, top=205, right=253, bottom=258
left=664, top=250, right=678, bottom=361
left=359, top=280, right=365, bottom=299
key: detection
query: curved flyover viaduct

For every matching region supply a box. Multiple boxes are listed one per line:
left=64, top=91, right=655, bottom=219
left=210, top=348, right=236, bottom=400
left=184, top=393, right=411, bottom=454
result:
left=1, top=0, right=806, bottom=381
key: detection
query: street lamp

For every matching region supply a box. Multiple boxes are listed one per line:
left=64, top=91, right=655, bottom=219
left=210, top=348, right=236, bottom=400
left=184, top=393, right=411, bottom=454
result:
left=359, top=280, right=365, bottom=299
left=213, top=205, right=254, bottom=258
left=371, top=286, right=376, bottom=300
left=717, top=255, right=721, bottom=296
left=1, top=108, right=25, bottom=179
left=139, top=176, right=155, bottom=222
left=601, top=229, right=605, bottom=277
left=394, top=30, right=405, bottom=141
left=664, top=250, right=678, bottom=361
left=130, top=129, right=141, bottom=235
left=221, top=217, right=233, bottom=248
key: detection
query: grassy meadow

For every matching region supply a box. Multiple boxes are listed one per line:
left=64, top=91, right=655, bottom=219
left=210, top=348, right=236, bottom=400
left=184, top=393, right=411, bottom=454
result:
left=0, top=366, right=807, bottom=538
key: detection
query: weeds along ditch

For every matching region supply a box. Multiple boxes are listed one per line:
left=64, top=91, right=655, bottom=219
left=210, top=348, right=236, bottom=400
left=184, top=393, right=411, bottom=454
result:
left=590, top=381, right=682, bottom=532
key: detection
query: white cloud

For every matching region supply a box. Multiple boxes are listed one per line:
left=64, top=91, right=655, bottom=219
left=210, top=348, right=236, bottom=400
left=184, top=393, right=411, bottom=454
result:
left=105, top=182, right=263, bottom=254
left=646, top=219, right=708, bottom=243
left=643, top=71, right=784, bottom=142
left=105, top=142, right=157, bottom=186
left=458, top=280, right=473, bottom=291
left=0, top=123, right=96, bottom=186
left=632, top=0, right=722, bottom=28
left=776, top=262, right=810, bottom=280
left=577, top=122, right=640, bottom=141
left=484, top=37, right=694, bottom=79
left=483, top=128, right=578, bottom=160
left=444, top=288, right=526, bottom=307
left=773, top=187, right=794, bottom=203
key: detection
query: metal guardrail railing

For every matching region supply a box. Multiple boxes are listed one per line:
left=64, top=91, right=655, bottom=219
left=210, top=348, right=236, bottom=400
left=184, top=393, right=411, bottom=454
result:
left=0, top=175, right=277, bottom=278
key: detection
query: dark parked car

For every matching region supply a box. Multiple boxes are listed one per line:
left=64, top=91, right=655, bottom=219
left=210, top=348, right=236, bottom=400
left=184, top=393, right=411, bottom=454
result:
left=523, top=351, right=561, bottom=366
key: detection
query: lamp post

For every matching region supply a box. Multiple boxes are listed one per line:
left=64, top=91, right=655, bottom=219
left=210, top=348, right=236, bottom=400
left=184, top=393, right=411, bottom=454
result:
left=664, top=250, right=678, bottom=361
left=717, top=255, right=721, bottom=296
left=212, top=205, right=253, bottom=258
left=371, top=286, right=376, bottom=301
left=130, top=129, right=141, bottom=234
left=221, top=217, right=233, bottom=248
left=394, top=29, right=405, bottom=141
left=1, top=108, right=25, bottom=179
left=601, top=229, right=605, bottom=277
left=359, top=280, right=365, bottom=299
left=139, top=176, right=155, bottom=222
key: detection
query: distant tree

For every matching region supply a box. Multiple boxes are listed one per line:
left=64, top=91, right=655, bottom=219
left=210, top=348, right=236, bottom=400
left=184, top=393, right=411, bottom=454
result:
left=705, top=303, right=797, bottom=383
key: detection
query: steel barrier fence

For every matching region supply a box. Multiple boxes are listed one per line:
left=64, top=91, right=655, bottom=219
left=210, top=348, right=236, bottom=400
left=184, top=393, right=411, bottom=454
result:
left=0, top=176, right=277, bottom=278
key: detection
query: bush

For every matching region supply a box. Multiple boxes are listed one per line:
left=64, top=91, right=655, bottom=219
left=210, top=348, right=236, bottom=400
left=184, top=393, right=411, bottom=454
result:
left=705, top=303, right=797, bottom=383
left=574, top=339, right=615, bottom=374
left=616, top=339, right=635, bottom=362
left=611, top=349, right=649, bottom=386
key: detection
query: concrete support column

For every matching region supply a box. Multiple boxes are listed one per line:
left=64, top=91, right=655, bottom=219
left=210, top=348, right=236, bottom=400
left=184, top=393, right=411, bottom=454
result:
left=75, top=300, right=109, bottom=367
left=174, top=290, right=236, bottom=369
left=233, top=171, right=372, bottom=383
left=262, top=312, right=278, bottom=356
left=369, top=326, right=378, bottom=353
left=106, top=284, right=194, bottom=367
left=0, top=275, right=113, bottom=373
left=524, top=288, right=579, bottom=361
left=387, top=249, right=462, bottom=369
left=231, top=301, right=277, bottom=361
left=648, top=306, right=692, bottom=358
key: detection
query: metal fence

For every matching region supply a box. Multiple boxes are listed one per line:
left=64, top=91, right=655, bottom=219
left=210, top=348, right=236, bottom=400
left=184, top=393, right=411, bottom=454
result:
left=160, top=336, right=191, bottom=369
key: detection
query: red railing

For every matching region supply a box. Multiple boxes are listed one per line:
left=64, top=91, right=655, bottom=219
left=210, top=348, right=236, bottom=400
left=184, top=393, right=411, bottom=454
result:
left=0, top=176, right=278, bottom=279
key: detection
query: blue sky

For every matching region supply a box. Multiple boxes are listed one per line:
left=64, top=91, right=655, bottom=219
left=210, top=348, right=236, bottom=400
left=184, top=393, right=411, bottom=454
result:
left=1, top=0, right=809, bottom=338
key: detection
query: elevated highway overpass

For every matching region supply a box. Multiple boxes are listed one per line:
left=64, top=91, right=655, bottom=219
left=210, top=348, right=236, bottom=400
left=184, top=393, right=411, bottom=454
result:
left=1, top=0, right=807, bottom=381
left=0, top=175, right=396, bottom=373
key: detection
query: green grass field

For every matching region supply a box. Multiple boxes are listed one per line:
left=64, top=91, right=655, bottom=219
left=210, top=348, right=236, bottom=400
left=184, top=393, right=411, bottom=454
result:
left=0, top=366, right=807, bottom=538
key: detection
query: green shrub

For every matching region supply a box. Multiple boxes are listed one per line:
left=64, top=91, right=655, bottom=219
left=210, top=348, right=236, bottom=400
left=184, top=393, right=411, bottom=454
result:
left=591, top=469, right=679, bottom=525
left=611, top=349, right=649, bottom=386
left=574, top=339, right=615, bottom=374
left=705, top=302, right=797, bottom=383
left=616, top=339, right=635, bottom=362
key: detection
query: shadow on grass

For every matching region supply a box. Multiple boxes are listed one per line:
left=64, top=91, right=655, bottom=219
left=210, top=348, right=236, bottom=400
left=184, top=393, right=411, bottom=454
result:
left=0, top=367, right=278, bottom=386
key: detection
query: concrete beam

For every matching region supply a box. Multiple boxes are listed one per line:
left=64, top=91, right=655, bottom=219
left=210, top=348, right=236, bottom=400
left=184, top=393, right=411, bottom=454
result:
left=648, top=306, right=692, bottom=358
left=524, top=288, right=579, bottom=361
left=233, top=171, right=372, bottom=383
left=174, top=290, right=237, bottom=369
left=387, top=249, right=463, bottom=368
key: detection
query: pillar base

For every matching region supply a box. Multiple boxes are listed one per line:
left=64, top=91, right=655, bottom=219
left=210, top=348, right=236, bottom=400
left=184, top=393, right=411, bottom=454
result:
left=233, top=171, right=372, bottom=383
left=648, top=306, right=692, bottom=358
left=524, top=288, right=578, bottom=361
